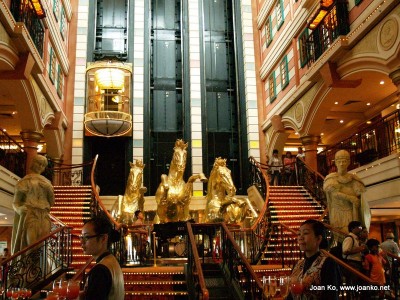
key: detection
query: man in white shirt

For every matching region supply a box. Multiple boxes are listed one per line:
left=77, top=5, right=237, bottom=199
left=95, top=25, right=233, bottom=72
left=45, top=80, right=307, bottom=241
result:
left=342, top=221, right=367, bottom=290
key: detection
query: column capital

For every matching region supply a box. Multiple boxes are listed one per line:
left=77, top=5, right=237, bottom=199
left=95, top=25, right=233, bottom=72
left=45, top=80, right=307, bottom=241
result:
left=20, top=130, right=43, bottom=144
left=300, top=135, right=321, bottom=146
left=389, top=69, right=400, bottom=86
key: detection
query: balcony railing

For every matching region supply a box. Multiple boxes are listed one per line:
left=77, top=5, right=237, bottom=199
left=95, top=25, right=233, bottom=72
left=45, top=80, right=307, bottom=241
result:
left=306, top=0, right=349, bottom=65
left=10, top=0, right=45, bottom=57
left=0, top=128, right=26, bottom=178
left=317, top=109, right=400, bottom=175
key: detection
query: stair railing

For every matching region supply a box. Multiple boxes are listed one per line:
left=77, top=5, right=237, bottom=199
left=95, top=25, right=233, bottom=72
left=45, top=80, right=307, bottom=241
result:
left=219, top=222, right=264, bottom=299
left=125, top=225, right=151, bottom=265
left=247, top=157, right=271, bottom=263
left=187, top=222, right=263, bottom=299
left=385, top=251, right=399, bottom=299
left=295, top=157, right=326, bottom=207
left=276, top=223, right=301, bottom=269
left=49, top=158, right=96, bottom=186
left=1, top=225, right=72, bottom=294
left=320, top=249, right=384, bottom=299
left=70, top=256, right=95, bottom=292
left=186, top=222, right=209, bottom=300
left=89, top=154, right=126, bottom=264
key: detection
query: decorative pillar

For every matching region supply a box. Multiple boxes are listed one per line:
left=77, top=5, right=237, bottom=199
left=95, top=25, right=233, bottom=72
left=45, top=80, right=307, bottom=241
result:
left=300, top=135, right=321, bottom=171
left=20, top=130, right=43, bottom=174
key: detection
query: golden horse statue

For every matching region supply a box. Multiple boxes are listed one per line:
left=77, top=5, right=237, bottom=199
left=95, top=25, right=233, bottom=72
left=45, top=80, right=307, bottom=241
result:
left=112, top=159, right=147, bottom=225
left=154, top=139, right=207, bottom=223
left=204, top=157, right=258, bottom=224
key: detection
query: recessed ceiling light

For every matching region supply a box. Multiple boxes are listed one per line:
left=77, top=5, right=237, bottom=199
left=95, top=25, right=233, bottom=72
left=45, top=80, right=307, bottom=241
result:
left=340, top=120, right=344, bottom=123
left=367, top=121, right=372, bottom=124
left=366, top=103, right=371, bottom=106
left=334, top=102, right=339, bottom=105
left=321, top=133, right=324, bottom=136
left=380, top=80, right=384, bottom=85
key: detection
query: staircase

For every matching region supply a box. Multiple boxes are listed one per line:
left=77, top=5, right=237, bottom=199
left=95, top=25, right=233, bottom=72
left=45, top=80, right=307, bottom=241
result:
left=51, top=186, right=190, bottom=299
left=260, top=186, right=324, bottom=265
left=202, top=263, right=232, bottom=299
left=49, top=185, right=313, bottom=298
left=124, top=266, right=188, bottom=299
left=51, top=185, right=93, bottom=270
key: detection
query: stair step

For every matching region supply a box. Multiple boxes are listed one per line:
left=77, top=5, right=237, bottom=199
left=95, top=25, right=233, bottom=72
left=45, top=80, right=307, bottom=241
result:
left=125, top=291, right=188, bottom=296
left=270, top=214, right=321, bottom=219
left=125, top=280, right=186, bottom=286
left=270, top=205, right=321, bottom=208
left=270, top=210, right=323, bottom=214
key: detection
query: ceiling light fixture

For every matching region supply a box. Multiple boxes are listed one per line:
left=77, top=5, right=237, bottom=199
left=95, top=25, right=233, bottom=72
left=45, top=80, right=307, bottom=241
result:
left=340, top=120, right=344, bottom=123
left=334, top=101, right=338, bottom=105
left=379, top=80, right=384, bottom=85
left=366, top=103, right=371, bottom=106
left=95, top=68, right=125, bottom=89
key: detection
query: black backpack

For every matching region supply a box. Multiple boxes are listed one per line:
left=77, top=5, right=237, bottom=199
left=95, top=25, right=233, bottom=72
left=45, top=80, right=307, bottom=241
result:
left=329, top=235, right=354, bottom=260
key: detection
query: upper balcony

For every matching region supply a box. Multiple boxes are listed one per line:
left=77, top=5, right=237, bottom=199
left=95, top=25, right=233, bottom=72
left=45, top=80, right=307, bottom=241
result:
left=304, top=0, right=350, bottom=67
left=84, top=61, right=132, bottom=137
left=10, top=0, right=45, bottom=57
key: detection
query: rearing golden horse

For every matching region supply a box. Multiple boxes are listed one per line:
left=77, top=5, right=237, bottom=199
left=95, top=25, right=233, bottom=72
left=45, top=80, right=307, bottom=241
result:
left=112, top=159, right=147, bottom=225
left=154, top=139, right=207, bottom=223
left=204, top=157, right=258, bottom=224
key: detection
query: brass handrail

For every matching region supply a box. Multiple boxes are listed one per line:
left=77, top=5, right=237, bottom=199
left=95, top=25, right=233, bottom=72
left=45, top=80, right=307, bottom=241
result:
left=221, top=223, right=264, bottom=290
left=247, top=156, right=271, bottom=263
left=1, top=225, right=72, bottom=293
left=186, top=222, right=209, bottom=300
left=320, top=249, right=380, bottom=285
left=90, top=154, right=122, bottom=230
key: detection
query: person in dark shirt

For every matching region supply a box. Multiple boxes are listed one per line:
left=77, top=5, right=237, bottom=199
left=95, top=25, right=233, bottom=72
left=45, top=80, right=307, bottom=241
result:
left=287, top=219, right=341, bottom=300
left=80, top=217, right=125, bottom=300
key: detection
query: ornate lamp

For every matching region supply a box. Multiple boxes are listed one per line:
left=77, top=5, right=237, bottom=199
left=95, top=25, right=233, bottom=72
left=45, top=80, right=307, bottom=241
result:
left=29, top=0, right=46, bottom=19
left=308, top=0, right=334, bottom=29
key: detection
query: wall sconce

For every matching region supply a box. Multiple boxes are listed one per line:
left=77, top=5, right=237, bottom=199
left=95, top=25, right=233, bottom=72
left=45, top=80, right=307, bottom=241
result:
left=307, top=0, right=334, bottom=29
left=29, top=0, right=46, bottom=19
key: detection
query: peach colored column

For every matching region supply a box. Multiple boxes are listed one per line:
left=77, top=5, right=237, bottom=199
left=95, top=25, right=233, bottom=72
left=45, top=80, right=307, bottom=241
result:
left=20, top=130, right=43, bottom=174
left=300, top=135, right=321, bottom=171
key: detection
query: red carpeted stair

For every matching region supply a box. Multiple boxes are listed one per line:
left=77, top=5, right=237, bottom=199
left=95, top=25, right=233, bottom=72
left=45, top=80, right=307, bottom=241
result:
left=260, top=186, right=324, bottom=265
left=51, top=185, right=93, bottom=270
